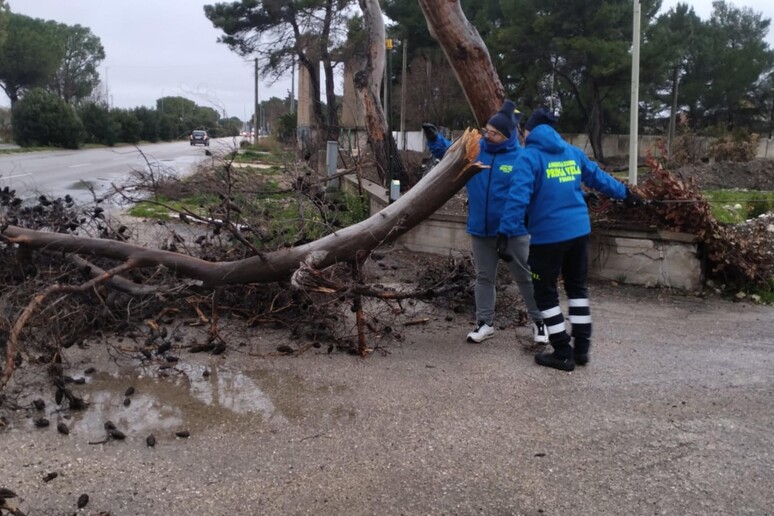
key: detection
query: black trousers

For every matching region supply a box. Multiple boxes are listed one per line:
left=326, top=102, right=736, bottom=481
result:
left=528, top=235, right=591, bottom=353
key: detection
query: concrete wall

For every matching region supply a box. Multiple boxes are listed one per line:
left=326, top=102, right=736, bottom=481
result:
left=588, top=229, right=702, bottom=290
left=341, top=174, right=703, bottom=290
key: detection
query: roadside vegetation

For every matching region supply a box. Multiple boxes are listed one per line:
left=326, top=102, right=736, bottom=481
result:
left=127, top=141, right=369, bottom=247
left=704, top=190, right=774, bottom=224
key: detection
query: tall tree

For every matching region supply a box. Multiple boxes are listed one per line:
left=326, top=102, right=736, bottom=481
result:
left=0, top=13, right=64, bottom=106
left=491, top=0, right=663, bottom=162
left=395, top=51, right=474, bottom=130
left=204, top=0, right=353, bottom=142
left=644, top=3, right=703, bottom=144
left=757, top=70, right=774, bottom=138
left=381, top=0, right=475, bottom=129
left=49, top=24, right=105, bottom=104
left=0, top=0, right=9, bottom=50
left=417, top=0, right=505, bottom=126
left=678, top=1, right=773, bottom=132
left=350, top=0, right=409, bottom=187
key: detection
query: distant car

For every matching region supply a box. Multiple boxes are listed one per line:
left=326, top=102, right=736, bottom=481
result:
left=190, top=130, right=210, bottom=146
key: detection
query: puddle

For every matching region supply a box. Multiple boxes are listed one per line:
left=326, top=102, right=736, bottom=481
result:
left=68, top=180, right=96, bottom=190
left=62, top=362, right=309, bottom=438
left=7, top=340, right=359, bottom=438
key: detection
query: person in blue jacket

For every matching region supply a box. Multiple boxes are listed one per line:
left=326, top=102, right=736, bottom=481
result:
left=498, top=107, right=642, bottom=371
left=422, top=100, right=548, bottom=345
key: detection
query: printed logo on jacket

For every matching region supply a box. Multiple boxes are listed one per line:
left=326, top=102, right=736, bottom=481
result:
left=546, top=160, right=581, bottom=183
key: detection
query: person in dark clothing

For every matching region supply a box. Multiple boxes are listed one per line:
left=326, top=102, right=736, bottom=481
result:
left=498, top=107, right=643, bottom=371
left=422, top=101, right=548, bottom=345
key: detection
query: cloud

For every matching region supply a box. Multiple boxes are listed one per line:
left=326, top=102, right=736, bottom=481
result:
left=2, top=0, right=293, bottom=121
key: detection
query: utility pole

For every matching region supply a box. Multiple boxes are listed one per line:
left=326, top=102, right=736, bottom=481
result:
left=399, top=39, right=408, bottom=151
left=628, top=1, right=641, bottom=185
left=254, top=57, right=259, bottom=145
left=386, top=38, right=398, bottom=202
left=383, top=43, right=389, bottom=115
left=668, top=65, right=679, bottom=158
left=290, top=58, right=296, bottom=114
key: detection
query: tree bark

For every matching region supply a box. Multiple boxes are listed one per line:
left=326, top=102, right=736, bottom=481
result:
left=290, top=3, right=339, bottom=144
left=1, top=130, right=483, bottom=287
left=355, top=0, right=409, bottom=188
left=587, top=79, right=606, bottom=162
left=417, top=0, right=504, bottom=125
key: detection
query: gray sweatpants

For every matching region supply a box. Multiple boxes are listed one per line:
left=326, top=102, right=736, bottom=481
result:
left=470, top=234, right=542, bottom=325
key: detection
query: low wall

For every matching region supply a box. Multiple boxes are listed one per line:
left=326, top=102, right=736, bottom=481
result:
left=341, top=174, right=703, bottom=290
left=588, top=228, right=702, bottom=290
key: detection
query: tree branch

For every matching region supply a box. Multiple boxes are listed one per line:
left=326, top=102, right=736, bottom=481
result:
left=0, top=129, right=482, bottom=288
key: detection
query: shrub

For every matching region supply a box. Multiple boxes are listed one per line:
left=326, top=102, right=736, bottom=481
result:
left=77, top=101, right=119, bottom=146
left=133, top=107, right=160, bottom=143
left=0, top=107, right=11, bottom=142
left=273, top=111, right=297, bottom=142
left=111, top=108, right=143, bottom=144
left=709, top=132, right=759, bottom=162
left=671, top=132, right=709, bottom=165
left=11, top=88, right=84, bottom=149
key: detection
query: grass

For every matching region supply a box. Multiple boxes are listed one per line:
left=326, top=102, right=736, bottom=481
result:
left=0, top=145, right=53, bottom=154
left=235, top=137, right=293, bottom=165
left=751, top=282, right=774, bottom=304
left=703, top=189, right=774, bottom=224
left=256, top=192, right=369, bottom=246
left=127, top=193, right=220, bottom=220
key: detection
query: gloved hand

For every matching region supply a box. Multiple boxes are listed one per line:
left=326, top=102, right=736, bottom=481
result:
left=421, top=123, right=439, bottom=142
left=584, top=191, right=601, bottom=207
left=623, top=188, right=643, bottom=207
left=496, top=233, right=513, bottom=262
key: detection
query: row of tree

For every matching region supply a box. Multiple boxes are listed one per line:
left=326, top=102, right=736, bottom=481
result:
left=3, top=1, right=773, bottom=161
left=9, top=90, right=244, bottom=148
left=0, top=2, right=103, bottom=107
left=0, top=3, right=246, bottom=148
left=203, top=0, right=774, bottom=162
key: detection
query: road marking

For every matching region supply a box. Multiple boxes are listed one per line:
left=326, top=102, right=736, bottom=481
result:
left=1, top=173, right=32, bottom=179
left=69, top=163, right=90, bottom=168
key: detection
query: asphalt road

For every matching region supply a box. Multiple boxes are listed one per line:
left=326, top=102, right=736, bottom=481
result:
left=0, top=137, right=239, bottom=203
left=1, top=277, right=772, bottom=515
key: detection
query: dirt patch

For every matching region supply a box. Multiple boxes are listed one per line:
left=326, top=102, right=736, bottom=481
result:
left=660, top=158, right=774, bottom=190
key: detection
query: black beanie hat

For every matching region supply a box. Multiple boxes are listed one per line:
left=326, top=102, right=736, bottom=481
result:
left=525, top=107, right=559, bottom=132
left=486, top=100, right=518, bottom=138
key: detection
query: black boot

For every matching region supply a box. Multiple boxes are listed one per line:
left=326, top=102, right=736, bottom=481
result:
left=535, top=342, right=575, bottom=371
left=574, top=339, right=590, bottom=366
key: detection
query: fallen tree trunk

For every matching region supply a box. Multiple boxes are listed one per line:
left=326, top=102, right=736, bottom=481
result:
left=1, top=129, right=482, bottom=288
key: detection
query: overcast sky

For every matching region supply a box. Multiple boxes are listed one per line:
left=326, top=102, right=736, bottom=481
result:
left=2, top=0, right=774, bottom=123
left=3, top=0, right=293, bottom=121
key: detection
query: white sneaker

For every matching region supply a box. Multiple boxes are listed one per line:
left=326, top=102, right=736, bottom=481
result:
left=467, top=322, right=494, bottom=343
left=533, top=321, right=549, bottom=344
